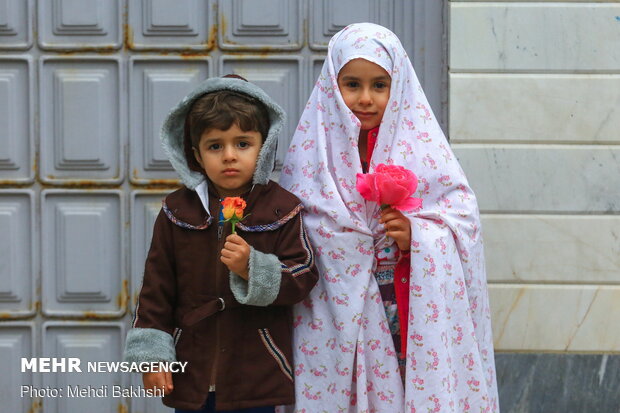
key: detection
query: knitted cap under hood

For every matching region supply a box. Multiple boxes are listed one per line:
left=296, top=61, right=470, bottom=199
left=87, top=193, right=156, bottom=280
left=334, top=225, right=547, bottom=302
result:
left=160, top=76, right=286, bottom=190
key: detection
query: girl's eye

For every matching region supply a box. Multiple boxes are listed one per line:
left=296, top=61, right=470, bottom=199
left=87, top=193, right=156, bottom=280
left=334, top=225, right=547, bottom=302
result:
left=375, top=81, right=388, bottom=89
left=346, top=81, right=359, bottom=88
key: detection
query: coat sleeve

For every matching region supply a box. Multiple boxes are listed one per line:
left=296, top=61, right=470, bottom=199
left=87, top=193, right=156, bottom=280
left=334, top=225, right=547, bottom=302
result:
left=229, top=211, right=318, bottom=306
left=124, top=208, right=178, bottom=362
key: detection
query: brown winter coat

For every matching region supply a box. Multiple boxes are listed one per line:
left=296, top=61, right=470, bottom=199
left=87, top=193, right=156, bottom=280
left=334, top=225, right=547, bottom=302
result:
left=133, top=182, right=318, bottom=410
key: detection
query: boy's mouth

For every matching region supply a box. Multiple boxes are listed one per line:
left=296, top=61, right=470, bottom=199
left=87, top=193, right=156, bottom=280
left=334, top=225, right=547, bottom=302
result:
left=222, top=168, right=240, bottom=176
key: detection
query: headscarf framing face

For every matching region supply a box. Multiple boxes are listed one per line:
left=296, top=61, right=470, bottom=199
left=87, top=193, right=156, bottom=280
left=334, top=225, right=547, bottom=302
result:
left=280, top=22, right=498, bottom=413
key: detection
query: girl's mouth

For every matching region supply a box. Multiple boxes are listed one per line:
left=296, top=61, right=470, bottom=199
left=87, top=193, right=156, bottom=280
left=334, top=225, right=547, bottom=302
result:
left=355, top=111, right=376, bottom=118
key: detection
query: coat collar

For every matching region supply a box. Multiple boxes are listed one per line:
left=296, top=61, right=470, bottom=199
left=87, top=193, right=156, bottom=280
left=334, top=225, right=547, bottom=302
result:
left=162, top=182, right=302, bottom=232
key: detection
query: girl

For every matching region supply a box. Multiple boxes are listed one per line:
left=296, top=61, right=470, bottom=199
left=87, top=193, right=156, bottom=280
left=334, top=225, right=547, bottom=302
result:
left=280, top=23, right=499, bottom=412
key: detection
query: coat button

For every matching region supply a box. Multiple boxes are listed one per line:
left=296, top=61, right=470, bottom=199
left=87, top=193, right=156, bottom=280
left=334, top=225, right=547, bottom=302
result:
left=221, top=347, right=226, bottom=353
left=401, top=277, right=408, bottom=283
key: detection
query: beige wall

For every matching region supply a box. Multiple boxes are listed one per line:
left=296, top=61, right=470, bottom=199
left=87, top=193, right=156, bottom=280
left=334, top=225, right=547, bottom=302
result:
left=448, top=1, right=620, bottom=352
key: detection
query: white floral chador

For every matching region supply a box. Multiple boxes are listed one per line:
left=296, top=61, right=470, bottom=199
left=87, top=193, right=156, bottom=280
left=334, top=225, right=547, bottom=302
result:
left=280, top=23, right=499, bottom=412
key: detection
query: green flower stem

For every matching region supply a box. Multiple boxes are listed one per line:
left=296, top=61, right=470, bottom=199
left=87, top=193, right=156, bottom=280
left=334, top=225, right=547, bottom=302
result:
left=221, top=213, right=250, bottom=235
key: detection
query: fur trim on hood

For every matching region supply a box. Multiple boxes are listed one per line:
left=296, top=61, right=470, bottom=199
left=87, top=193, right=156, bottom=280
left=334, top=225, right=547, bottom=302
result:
left=160, top=76, right=286, bottom=189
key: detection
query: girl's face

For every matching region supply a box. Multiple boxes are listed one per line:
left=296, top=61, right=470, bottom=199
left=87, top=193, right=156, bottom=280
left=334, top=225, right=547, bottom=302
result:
left=337, top=58, right=391, bottom=131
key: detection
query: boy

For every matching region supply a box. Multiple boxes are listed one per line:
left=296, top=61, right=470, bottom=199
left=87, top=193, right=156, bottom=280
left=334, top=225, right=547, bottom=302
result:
left=124, top=75, right=318, bottom=412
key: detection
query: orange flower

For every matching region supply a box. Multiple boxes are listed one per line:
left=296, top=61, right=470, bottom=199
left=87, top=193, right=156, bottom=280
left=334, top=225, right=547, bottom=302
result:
left=222, top=197, right=246, bottom=220
left=221, top=197, right=247, bottom=234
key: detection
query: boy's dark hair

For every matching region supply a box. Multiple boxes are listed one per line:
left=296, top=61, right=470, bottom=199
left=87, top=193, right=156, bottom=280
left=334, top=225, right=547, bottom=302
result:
left=187, top=88, right=271, bottom=149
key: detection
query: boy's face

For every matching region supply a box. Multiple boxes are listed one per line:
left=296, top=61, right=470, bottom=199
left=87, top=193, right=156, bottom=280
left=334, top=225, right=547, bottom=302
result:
left=337, top=58, right=391, bottom=131
left=193, top=123, right=262, bottom=197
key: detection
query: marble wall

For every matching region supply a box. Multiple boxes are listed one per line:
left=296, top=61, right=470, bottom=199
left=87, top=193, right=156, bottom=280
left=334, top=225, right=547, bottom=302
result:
left=448, top=2, right=620, bottom=409
left=495, top=354, right=620, bottom=412
left=449, top=0, right=620, bottom=354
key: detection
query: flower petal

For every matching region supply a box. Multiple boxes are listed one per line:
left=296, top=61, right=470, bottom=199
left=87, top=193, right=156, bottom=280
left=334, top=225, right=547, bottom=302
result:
left=376, top=174, right=410, bottom=205
left=222, top=197, right=246, bottom=220
left=357, top=164, right=421, bottom=210
left=356, top=173, right=380, bottom=203
left=393, top=197, right=423, bottom=212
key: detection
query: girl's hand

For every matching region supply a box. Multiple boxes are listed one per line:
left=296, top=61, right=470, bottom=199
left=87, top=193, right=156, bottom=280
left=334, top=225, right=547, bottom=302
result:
left=143, top=371, right=173, bottom=395
left=221, top=234, right=250, bottom=279
left=379, top=207, right=411, bottom=251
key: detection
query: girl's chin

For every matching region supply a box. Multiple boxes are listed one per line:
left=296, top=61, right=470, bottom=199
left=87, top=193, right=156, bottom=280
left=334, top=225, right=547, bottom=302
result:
left=360, top=125, right=380, bottom=133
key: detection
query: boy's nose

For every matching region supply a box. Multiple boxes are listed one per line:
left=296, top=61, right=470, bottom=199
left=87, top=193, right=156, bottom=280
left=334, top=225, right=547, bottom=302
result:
left=222, top=146, right=236, bottom=161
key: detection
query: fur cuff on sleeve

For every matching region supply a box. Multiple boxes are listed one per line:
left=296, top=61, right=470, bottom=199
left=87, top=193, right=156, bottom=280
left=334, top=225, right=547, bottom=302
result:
left=124, top=328, right=177, bottom=362
left=229, top=247, right=281, bottom=306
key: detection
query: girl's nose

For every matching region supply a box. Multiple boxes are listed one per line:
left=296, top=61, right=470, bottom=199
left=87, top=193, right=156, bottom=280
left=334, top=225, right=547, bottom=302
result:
left=359, top=88, right=372, bottom=105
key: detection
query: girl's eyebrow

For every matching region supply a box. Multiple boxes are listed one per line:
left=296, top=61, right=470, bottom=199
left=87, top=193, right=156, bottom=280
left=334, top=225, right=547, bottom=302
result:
left=340, top=75, right=391, bottom=81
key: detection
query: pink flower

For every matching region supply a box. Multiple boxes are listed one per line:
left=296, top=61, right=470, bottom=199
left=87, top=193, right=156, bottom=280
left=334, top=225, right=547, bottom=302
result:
left=356, top=163, right=423, bottom=212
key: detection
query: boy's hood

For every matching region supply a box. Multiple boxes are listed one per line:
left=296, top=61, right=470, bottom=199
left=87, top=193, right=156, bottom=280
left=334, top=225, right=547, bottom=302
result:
left=161, top=76, right=286, bottom=190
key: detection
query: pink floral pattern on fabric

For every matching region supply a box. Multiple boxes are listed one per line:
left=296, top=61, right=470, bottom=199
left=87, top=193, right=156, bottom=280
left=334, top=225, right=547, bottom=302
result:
left=280, top=23, right=498, bottom=413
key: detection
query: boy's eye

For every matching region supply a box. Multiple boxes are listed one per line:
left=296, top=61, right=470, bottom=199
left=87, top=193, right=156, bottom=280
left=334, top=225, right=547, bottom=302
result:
left=237, top=141, right=250, bottom=148
left=208, top=143, right=221, bottom=150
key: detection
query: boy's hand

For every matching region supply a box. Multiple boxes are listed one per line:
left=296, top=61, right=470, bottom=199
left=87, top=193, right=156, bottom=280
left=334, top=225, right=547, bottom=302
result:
left=143, top=371, right=173, bottom=395
left=379, top=207, right=411, bottom=252
left=221, top=234, right=250, bottom=280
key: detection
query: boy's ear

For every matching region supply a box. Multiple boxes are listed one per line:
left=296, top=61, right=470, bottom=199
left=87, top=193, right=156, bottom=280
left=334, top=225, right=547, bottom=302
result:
left=192, top=147, right=204, bottom=169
